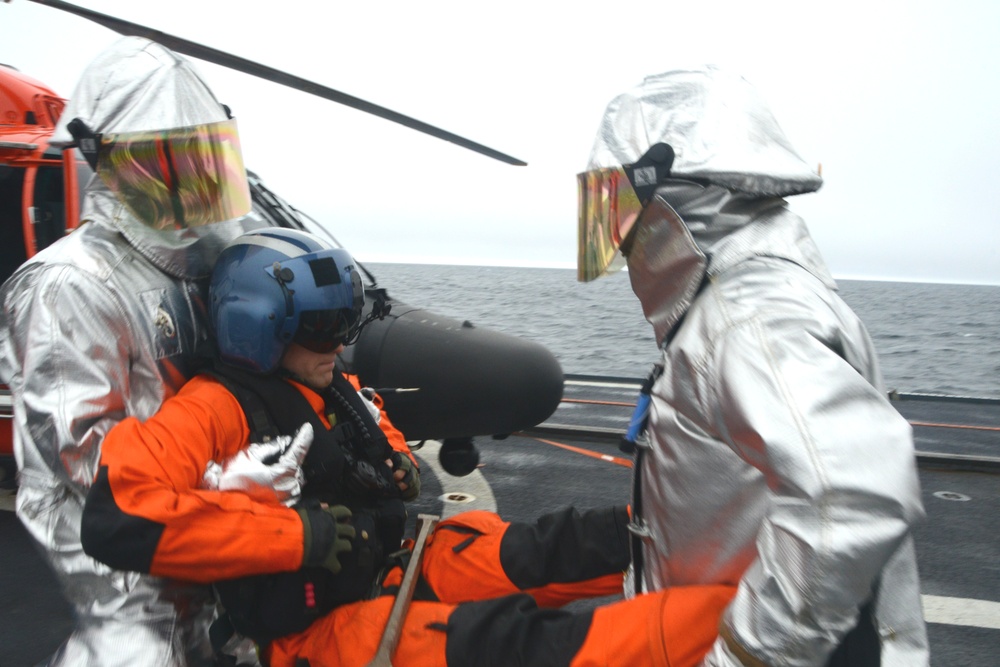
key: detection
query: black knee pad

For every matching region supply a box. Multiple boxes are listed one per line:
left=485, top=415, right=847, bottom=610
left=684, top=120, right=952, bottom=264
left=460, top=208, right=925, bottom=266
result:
left=499, top=505, right=630, bottom=588
left=446, top=593, right=593, bottom=667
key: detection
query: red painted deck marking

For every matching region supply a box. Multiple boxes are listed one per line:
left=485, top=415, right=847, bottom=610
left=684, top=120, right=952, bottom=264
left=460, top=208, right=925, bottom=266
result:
left=531, top=437, right=633, bottom=468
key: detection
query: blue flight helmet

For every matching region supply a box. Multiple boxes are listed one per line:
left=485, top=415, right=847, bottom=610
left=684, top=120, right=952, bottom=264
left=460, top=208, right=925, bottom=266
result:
left=210, top=228, right=365, bottom=374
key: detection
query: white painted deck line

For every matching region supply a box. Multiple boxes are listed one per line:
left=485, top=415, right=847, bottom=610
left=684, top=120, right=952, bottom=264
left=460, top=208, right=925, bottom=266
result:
left=922, top=594, right=1000, bottom=630
left=565, top=379, right=641, bottom=390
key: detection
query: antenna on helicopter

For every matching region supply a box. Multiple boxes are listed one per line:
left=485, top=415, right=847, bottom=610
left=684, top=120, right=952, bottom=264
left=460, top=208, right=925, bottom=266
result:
left=23, top=0, right=528, bottom=166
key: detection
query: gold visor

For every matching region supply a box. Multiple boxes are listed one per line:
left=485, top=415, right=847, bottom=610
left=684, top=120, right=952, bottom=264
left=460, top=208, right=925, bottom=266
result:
left=576, top=166, right=644, bottom=282
left=96, top=118, right=251, bottom=230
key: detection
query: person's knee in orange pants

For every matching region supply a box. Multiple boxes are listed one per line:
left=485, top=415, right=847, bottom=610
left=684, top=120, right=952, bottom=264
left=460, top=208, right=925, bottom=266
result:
left=421, top=506, right=630, bottom=607
left=572, top=585, right=738, bottom=667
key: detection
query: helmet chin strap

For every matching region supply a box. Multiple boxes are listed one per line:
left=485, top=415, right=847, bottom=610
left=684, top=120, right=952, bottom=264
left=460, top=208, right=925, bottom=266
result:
left=343, top=288, right=392, bottom=346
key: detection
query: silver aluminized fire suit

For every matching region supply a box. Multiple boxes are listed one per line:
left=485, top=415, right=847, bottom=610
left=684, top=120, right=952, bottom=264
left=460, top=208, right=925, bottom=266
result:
left=588, top=67, right=929, bottom=666
left=0, top=37, right=264, bottom=666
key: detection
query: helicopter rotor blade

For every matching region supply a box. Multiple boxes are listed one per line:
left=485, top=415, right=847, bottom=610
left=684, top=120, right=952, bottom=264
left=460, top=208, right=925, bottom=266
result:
left=26, top=0, right=527, bottom=166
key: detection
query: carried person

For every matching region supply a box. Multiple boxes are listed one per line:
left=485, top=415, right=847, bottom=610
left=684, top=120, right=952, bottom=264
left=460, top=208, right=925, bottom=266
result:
left=83, top=228, right=662, bottom=667
left=81, top=226, right=419, bottom=647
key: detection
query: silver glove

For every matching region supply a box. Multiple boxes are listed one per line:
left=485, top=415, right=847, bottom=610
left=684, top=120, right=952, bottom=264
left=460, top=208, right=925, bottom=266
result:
left=202, top=423, right=314, bottom=505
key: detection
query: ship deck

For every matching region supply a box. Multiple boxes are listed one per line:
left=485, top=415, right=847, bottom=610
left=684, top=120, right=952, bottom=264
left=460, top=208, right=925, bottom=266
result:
left=2, top=376, right=998, bottom=665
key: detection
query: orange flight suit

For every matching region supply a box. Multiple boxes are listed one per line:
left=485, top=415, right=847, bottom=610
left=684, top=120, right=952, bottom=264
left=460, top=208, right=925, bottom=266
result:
left=85, top=373, right=733, bottom=667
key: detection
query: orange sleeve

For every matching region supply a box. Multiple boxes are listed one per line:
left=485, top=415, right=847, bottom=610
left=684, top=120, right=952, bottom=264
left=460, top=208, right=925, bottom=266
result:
left=95, top=375, right=305, bottom=582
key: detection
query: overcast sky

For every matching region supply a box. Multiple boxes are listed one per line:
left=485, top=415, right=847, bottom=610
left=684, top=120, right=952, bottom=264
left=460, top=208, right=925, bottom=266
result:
left=3, top=0, right=999, bottom=284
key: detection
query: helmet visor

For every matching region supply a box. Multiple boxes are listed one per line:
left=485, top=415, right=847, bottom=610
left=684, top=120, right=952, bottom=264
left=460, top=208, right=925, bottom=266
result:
left=95, top=118, right=252, bottom=230
left=576, top=166, right=643, bottom=282
left=293, top=309, right=359, bottom=353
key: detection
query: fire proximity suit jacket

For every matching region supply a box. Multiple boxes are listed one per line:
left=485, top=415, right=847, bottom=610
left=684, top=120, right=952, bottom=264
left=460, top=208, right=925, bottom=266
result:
left=625, top=187, right=929, bottom=667
left=0, top=37, right=263, bottom=667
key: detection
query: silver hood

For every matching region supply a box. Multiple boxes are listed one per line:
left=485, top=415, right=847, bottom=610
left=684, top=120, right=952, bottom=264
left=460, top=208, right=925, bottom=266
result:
left=587, top=65, right=823, bottom=197
left=53, top=36, right=259, bottom=279
left=585, top=65, right=828, bottom=345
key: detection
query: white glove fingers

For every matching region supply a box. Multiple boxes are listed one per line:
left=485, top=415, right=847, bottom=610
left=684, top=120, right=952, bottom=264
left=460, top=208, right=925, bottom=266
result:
left=281, top=423, right=314, bottom=466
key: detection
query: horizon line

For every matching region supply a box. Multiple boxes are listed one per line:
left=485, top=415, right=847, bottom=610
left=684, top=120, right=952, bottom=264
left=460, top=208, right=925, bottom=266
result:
left=356, top=257, right=1000, bottom=288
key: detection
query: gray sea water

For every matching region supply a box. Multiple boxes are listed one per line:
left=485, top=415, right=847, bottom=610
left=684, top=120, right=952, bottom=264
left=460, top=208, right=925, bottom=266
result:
left=365, top=263, right=1000, bottom=400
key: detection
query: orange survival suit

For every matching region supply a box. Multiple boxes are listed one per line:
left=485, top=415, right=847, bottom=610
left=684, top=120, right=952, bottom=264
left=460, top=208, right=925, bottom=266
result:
left=82, top=366, right=733, bottom=667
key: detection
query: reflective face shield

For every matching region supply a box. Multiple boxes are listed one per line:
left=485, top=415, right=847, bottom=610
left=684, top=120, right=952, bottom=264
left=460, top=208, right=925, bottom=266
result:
left=72, top=118, right=252, bottom=230
left=577, top=143, right=675, bottom=282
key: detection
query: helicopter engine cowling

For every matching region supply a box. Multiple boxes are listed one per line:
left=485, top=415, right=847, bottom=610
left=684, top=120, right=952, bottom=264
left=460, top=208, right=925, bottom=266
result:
left=341, top=295, right=564, bottom=442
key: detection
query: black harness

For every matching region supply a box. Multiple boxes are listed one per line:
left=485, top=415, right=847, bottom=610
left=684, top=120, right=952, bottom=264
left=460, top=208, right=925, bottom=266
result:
left=208, top=363, right=406, bottom=644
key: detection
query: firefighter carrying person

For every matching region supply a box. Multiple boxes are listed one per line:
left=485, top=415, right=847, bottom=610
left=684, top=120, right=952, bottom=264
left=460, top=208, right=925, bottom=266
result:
left=83, top=226, right=705, bottom=667
left=0, top=36, right=269, bottom=666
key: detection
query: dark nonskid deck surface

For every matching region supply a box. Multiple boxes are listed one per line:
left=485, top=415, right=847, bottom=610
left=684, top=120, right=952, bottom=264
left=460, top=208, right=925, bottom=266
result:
left=2, top=377, right=997, bottom=665
left=544, top=376, right=1000, bottom=467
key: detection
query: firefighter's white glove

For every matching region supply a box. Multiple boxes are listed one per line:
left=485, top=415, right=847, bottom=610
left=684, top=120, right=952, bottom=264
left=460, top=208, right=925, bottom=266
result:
left=202, top=423, right=314, bottom=506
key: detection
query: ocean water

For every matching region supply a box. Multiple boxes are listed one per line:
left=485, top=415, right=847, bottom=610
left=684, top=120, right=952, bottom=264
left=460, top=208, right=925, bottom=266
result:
left=365, top=263, right=1000, bottom=400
